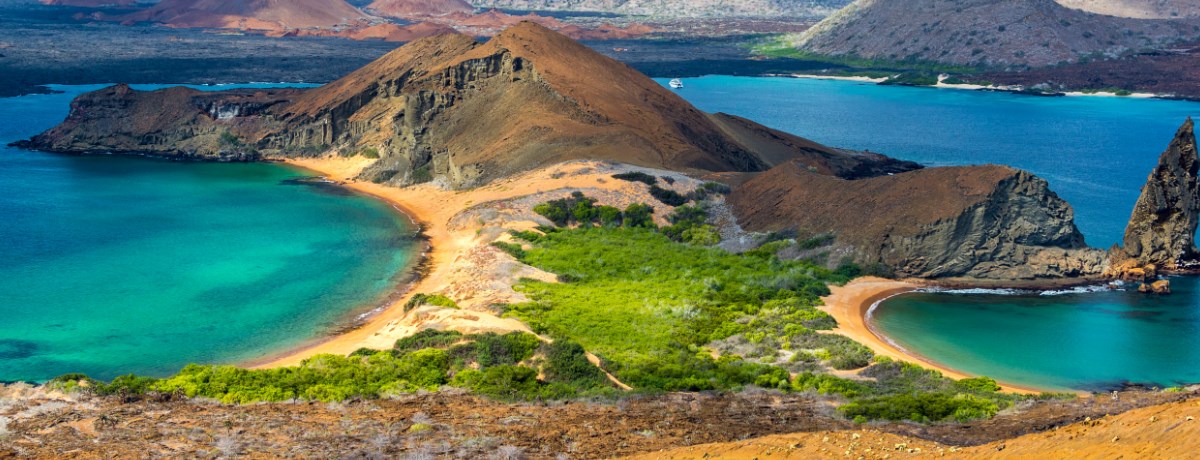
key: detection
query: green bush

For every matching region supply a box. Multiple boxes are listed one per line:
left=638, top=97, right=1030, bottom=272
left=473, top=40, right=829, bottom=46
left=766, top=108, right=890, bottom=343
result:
left=358, top=147, right=380, bottom=159
left=839, top=392, right=1000, bottom=422
left=622, top=203, right=655, bottom=228
left=453, top=365, right=540, bottom=400
left=404, top=293, right=458, bottom=312
left=395, top=329, right=464, bottom=353
left=955, top=376, right=1001, bottom=393
left=791, top=372, right=868, bottom=398
left=542, top=340, right=609, bottom=389
left=649, top=185, right=688, bottom=206
left=611, top=172, right=658, bottom=185
left=492, top=241, right=526, bottom=258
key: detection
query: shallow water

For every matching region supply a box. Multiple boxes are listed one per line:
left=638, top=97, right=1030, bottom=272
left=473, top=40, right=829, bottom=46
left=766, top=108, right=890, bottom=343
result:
left=0, top=84, right=417, bottom=382
left=664, top=76, right=1200, bottom=391
left=874, top=279, right=1200, bottom=391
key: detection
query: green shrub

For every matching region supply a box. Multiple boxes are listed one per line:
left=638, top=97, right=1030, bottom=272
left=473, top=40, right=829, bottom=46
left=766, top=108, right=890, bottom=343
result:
left=839, top=392, right=1000, bottom=422
left=411, top=165, right=433, bottom=184
left=611, top=171, right=658, bottom=185
left=955, top=376, right=1001, bottom=394
left=542, top=340, right=609, bottom=389
left=622, top=203, right=655, bottom=228
left=404, top=293, right=458, bottom=312
left=358, top=147, right=380, bottom=159
left=648, top=185, right=688, bottom=206
left=456, top=365, right=540, bottom=400
left=492, top=241, right=526, bottom=258
left=466, top=332, right=541, bottom=368
left=791, top=372, right=868, bottom=398
left=596, top=205, right=623, bottom=227
left=395, top=329, right=464, bottom=353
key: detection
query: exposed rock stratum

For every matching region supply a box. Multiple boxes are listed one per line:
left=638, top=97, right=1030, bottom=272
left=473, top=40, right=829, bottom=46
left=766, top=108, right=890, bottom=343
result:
left=1114, top=118, right=1200, bottom=272
left=18, top=22, right=917, bottom=188
left=730, top=161, right=1108, bottom=280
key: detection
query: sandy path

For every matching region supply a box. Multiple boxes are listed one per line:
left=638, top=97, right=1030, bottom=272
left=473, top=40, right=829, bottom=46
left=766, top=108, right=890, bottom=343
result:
left=820, top=277, right=1050, bottom=394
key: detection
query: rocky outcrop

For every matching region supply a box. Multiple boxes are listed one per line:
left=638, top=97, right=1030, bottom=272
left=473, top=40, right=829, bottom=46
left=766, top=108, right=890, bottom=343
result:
left=730, top=161, right=1108, bottom=280
left=15, top=84, right=301, bottom=161
left=1111, top=118, right=1200, bottom=276
left=20, top=22, right=917, bottom=188
left=788, top=0, right=1200, bottom=68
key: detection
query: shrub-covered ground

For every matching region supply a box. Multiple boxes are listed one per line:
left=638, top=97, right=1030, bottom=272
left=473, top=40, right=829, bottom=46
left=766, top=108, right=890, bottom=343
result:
left=53, top=188, right=1068, bottom=424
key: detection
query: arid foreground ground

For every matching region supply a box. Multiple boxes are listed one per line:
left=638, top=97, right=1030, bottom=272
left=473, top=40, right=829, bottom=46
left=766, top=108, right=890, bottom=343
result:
left=0, top=384, right=1196, bottom=459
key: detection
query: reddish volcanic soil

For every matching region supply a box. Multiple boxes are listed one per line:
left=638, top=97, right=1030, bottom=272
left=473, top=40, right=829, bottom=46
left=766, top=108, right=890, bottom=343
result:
left=122, top=0, right=373, bottom=30
left=367, top=0, right=475, bottom=18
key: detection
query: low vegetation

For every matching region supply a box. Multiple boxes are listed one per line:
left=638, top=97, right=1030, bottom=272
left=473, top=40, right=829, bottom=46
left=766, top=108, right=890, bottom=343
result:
left=49, top=191, right=1065, bottom=424
left=50, top=330, right=615, bottom=404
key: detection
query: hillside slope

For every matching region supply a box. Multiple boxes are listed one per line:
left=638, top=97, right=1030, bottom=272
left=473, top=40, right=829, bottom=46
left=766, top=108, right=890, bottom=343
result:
left=123, top=0, right=373, bottom=30
left=367, top=0, right=474, bottom=18
left=790, top=0, right=1200, bottom=67
left=1057, top=0, right=1200, bottom=19
left=21, top=22, right=914, bottom=188
left=469, top=0, right=853, bottom=18
left=729, top=160, right=1107, bottom=279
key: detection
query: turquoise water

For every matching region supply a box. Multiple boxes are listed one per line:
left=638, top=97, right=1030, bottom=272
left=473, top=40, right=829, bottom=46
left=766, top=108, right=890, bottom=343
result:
left=873, top=281, right=1200, bottom=391
left=663, top=76, right=1200, bottom=391
left=665, top=76, right=1200, bottom=247
left=0, top=84, right=417, bottom=382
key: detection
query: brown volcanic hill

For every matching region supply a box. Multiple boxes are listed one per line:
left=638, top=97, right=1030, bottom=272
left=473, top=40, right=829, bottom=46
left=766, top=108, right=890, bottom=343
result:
left=1057, top=0, right=1200, bottom=19
left=790, top=0, right=1200, bottom=67
left=22, top=22, right=916, bottom=188
left=729, top=160, right=1107, bottom=279
left=367, top=0, right=474, bottom=18
left=122, top=0, right=373, bottom=30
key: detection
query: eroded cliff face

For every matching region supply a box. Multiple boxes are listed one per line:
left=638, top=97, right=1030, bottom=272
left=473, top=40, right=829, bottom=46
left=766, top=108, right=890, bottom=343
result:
left=19, top=23, right=916, bottom=189
left=1112, top=118, right=1200, bottom=273
left=16, top=84, right=299, bottom=161
left=730, top=162, right=1107, bottom=280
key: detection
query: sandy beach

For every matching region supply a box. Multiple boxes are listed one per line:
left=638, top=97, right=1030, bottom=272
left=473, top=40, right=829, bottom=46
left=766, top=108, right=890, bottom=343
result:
left=249, top=156, right=702, bottom=368
left=254, top=157, right=1073, bottom=395
left=820, top=277, right=1057, bottom=394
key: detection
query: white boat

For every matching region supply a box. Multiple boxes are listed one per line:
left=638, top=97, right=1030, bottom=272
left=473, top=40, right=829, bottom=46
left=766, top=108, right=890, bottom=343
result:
left=669, top=78, right=684, bottom=89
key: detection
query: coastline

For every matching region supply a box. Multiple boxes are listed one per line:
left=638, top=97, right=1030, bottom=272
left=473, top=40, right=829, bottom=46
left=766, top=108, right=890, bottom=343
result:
left=783, top=73, right=1164, bottom=99
left=820, top=277, right=1069, bottom=395
left=244, top=156, right=465, bottom=368
left=246, top=157, right=695, bottom=368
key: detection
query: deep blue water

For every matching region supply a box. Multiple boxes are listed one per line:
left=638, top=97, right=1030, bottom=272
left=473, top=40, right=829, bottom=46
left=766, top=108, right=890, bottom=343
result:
left=664, top=76, right=1200, bottom=248
left=0, top=84, right=418, bottom=382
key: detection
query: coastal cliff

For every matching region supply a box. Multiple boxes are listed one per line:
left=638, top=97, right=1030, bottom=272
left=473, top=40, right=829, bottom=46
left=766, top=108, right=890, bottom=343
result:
left=1111, top=118, right=1200, bottom=275
left=730, top=161, right=1107, bottom=280
left=18, top=22, right=915, bottom=188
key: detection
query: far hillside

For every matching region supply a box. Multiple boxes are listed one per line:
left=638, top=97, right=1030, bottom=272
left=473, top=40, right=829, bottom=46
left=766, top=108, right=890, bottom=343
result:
left=1057, top=0, right=1200, bottom=19
left=469, top=0, right=854, bottom=18
left=777, top=0, right=1200, bottom=68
